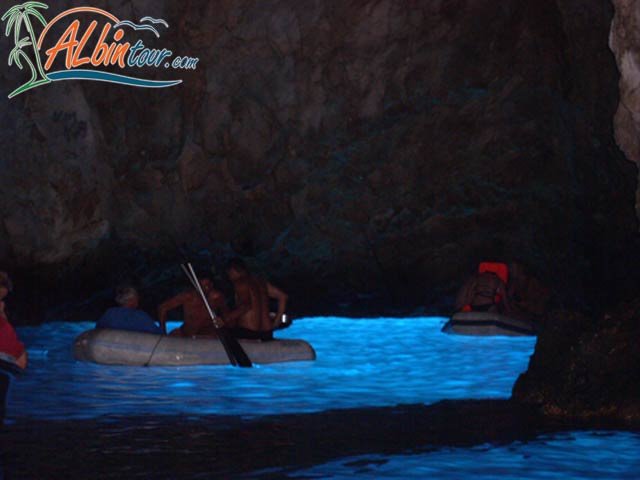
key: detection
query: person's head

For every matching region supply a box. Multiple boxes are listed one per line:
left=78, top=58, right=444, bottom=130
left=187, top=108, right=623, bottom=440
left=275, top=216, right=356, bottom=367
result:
left=199, top=278, right=213, bottom=293
left=115, top=286, right=139, bottom=309
left=226, top=258, right=249, bottom=281
left=0, top=272, right=13, bottom=300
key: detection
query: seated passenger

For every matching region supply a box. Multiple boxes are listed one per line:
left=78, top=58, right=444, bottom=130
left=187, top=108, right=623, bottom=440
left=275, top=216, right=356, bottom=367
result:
left=455, top=262, right=511, bottom=314
left=223, top=258, right=288, bottom=341
left=0, top=272, right=27, bottom=369
left=0, top=272, right=26, bottom=428
left=157, top=278, right=227, bottom=337
left=96, top=286, right=162, bottom=334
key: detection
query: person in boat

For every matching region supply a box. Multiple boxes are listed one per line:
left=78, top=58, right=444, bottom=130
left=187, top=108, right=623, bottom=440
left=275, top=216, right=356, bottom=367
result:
left=157, top=277, right=227, bottom=337
left=0, top=272, right=27, bottom=428
left=0, top=272, right=27, bottom=370
left=96, top=286, right=162, bottom=334
left=222, top=258, right=288, bottom=341
left=455, top=262, right=511, bottom=314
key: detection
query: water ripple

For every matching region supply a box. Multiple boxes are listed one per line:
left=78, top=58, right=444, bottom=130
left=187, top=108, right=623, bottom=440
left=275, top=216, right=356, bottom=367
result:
left=9, top=317, right=535, bottom=421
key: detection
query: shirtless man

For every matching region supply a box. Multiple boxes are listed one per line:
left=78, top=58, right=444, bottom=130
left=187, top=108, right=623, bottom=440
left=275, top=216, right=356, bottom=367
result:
left=157, top=278, right=227, bottom=337
left=223, top=258, right=288, bottom=341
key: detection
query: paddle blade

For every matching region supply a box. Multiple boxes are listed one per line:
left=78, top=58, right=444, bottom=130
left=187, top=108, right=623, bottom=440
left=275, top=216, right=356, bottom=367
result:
left=219, top=329, right=252, bottom=368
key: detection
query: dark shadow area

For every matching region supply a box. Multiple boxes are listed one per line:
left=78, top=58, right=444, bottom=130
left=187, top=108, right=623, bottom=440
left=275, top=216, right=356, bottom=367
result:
left=1, top=400, right=638, bottom=479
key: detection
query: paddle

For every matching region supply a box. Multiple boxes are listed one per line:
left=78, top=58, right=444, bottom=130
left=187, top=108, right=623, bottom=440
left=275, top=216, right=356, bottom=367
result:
left=180, top=263, right=252, bottom=368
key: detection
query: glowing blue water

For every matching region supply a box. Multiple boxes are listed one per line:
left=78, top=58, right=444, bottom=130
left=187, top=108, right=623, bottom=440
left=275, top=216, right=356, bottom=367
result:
left=7, top=318, right=638, bottom=479
left=10, top=317, right=535, bottom=421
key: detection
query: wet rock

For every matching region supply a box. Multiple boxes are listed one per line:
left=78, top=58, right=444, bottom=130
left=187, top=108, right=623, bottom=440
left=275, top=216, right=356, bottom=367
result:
left=513, top=299, right=640, bottom=421
left=0, top=0, right=638, bottom=321
left=611, top=0, right=640, bottom=216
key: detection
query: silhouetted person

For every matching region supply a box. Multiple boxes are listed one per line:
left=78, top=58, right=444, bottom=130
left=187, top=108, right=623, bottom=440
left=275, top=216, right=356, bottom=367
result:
left=96, top=286, right=162, bottom=334
left=456, top=269, right=510, bottom=314
left=223, top=258, right=288, bottom=341
left=0, top=272, right=27, bottom=369
left=0, top=272, right=26, bottom=427
left=158, top=278, right=227, bottom=337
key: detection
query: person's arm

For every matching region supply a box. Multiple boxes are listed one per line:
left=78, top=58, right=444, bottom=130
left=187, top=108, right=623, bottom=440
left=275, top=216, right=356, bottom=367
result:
left=208, top=290, right=228, bottom=317
left=202, top=290, right=227, bottom=328
left=135, top=310, right=163, bottom=335
left=498, top=283, right=511, bottom=314
left=15, top=350, right=27, bottom=369
left=223, top=282, right=251, bottom=327
left=267, top=282, right=288, bottom=325
left=157, top=293, right=188, bottom=335
left=455, top=277, right=475, bottom=312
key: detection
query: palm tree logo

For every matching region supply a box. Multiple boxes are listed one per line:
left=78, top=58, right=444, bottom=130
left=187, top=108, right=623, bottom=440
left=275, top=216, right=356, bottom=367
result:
left=2, top=2, right=51, bottom=98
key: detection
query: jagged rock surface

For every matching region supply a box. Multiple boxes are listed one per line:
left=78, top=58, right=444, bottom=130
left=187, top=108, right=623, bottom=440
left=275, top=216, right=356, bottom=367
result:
left=611, top=0, right=640, bottom=216
left=513, top=300, right=640, bottom=421
left=508, top=0, right=640, bottom=423
left=0, top=0, right=637, bottom=321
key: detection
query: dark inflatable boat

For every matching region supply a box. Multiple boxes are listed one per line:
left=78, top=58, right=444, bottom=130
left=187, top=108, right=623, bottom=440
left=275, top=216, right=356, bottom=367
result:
left=442, top=311, right=537, bottom=336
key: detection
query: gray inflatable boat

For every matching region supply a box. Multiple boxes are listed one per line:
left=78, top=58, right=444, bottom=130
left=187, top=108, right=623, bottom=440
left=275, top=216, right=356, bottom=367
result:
left=73, top=329, right=316, bottom=366
left=442, top=311, right=536, bottom=336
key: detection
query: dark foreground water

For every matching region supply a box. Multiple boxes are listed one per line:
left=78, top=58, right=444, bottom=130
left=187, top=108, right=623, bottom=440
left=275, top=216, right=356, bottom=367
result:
left=1, top=317, right=638, bottom=478
left=278, top=431, right=640, bottom=479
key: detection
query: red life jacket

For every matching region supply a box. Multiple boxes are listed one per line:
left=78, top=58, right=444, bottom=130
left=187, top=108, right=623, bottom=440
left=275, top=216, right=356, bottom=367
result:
left=478, top=262, right=509, bottom=285
left=0, top=315, right=25, bottom=360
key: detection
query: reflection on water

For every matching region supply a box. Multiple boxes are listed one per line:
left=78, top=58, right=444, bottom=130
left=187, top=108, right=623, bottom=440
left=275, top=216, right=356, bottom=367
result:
left=10, top=317, right=535, bottom=421
left=277, top=431, right=640, bottom=480
left=7, top=318, right=636, bottom=479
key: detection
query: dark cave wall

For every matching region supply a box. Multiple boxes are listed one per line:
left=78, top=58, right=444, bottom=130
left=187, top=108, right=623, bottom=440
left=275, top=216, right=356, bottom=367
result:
left=0, top=0, right=637, bottom=321
left=512, top=297, right=640, bottom=421
left=611, top=0, right=640, bottom=216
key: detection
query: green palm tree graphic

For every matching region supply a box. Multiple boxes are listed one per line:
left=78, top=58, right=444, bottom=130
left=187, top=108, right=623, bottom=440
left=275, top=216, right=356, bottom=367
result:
left=2, top=2, right=51, bottom=98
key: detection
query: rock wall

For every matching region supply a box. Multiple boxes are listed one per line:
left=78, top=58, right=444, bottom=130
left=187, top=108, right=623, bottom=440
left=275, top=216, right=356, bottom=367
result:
left=0, top=0, right=638, bottom=321
left=513, top=299, right=640, bottom=421
left=509, top=1, right=640, bottom=422
left=611, top=0, right=640, bottom=216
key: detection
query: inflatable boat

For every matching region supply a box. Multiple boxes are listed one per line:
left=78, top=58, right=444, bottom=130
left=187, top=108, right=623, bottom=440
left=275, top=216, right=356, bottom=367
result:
left=442, top=311, right=537, bottom=336
left=73, top=329, right=316, bottom=366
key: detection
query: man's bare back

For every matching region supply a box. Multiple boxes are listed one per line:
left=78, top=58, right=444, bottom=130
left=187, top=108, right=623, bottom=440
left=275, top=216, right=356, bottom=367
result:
left=229, top=276, right=271, bottom=331
left=158, top=279, right=226, bottom=336
left=224, top=259, right=288, bottom=340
